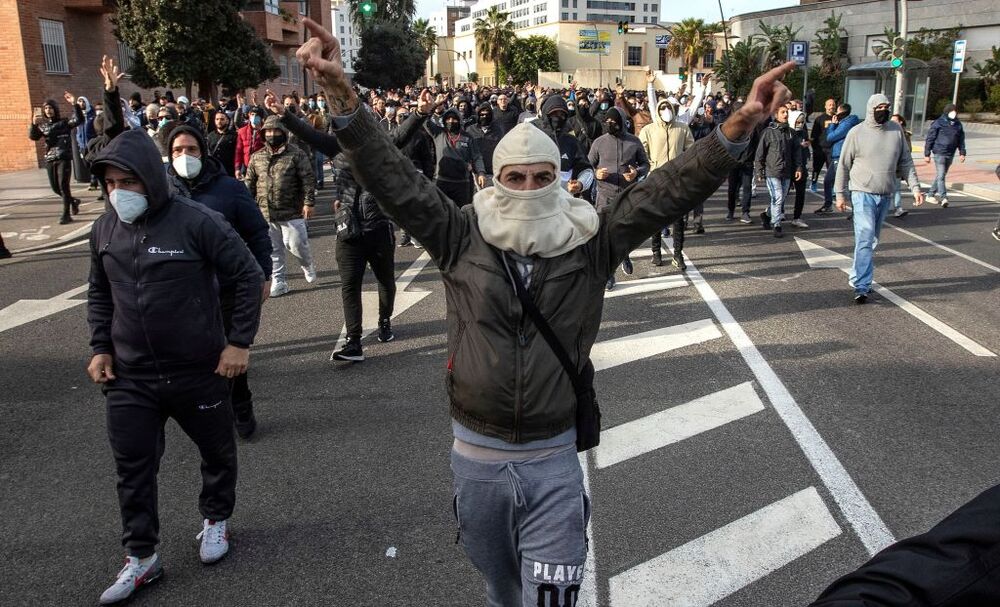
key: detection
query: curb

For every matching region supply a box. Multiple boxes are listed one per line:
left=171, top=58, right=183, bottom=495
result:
left=949, top=182, right=1000, bottom=201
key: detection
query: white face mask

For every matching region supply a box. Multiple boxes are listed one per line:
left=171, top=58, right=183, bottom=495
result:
left=947, top=111, right=957, bottom=120
left=109, top=188, right=149, bottom=224
left=660, top=108, right=673, bottom=123
left=696, top=107, right=705, bottom=116
left=172, top=154, right=202, bottom=179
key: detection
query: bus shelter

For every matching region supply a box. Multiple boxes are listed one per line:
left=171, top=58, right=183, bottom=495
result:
left=845, top=59, right=931, bottom=134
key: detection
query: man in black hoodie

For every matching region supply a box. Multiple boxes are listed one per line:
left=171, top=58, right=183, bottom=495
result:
left=86, top=128, right=264, bottom=604
left=465, top=102, right=506, bottom=186
left=534, top=95, right=594, bottom=202
left=424, top=106, right=486, bottom=207
left=166, top=124, right=272, bottom=438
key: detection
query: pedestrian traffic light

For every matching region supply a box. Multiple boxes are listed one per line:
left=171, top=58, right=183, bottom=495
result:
left=890, top=36, right=906, bottom=69
left=678, top=66, right=687, bottom=82
left=617, top=21, right=629, bottom=34
left=360, top=0, right=376, bottom=18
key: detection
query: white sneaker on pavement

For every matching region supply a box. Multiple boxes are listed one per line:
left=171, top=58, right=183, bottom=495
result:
left=926, top=195, right=939, bottom=205
left=270, top=281, right=290, bottom=298
left=790, top=218, right=809, bottom=228
left=940, top=197, right=949, bottom=208
left=196, top=519, right=230, bottom=564
left=303, top=264, right=318, bottom=283
left=99, top=554, right=163, bottom=604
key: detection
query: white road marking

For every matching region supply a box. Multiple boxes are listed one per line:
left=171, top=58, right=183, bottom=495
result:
left=590, top=319, right=722, bottom=372
left=608, top=487, right=842, bottom=607
left=16, top=239, right=89, bottom=256
left=882, top=223, right=1000, bottom=273
left=0, top=283, right=88, bottom=334
left=594, top=382, right=765, bottom=469
left=329, top=252, right=433, bottom=358
left=57, top=221, right=95, bottom=241
left=682, top=246, right=895, bottom=555
left=578, top=451, right=598, bottom=607
left=796, top=237, right=995, bottom=357
left=604, top=273, right=688, bottom=298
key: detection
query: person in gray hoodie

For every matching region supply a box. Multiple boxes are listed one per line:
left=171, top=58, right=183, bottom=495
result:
left=835, top=93, right=924, bottom=303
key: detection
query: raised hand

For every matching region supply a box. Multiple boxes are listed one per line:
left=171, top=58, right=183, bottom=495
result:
left=721, top=61, right=795, bottom=142
left=298, top=17, right=358, bottom=115
left=417, top=89, right=435, bottom=115
left=645, top=68, right=655, bottom=84
left=99, top=55, right=122, bottom=91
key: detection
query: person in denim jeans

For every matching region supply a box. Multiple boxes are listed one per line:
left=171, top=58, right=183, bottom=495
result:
left=835, top=94, right=924, bottom=303
left=818, top=104, right=860, bottom=213
left=889, top=114, right=913, bottom=218
left=923, top=104, right=967, bottom=207
left=755, top=106, right=804, bottom=237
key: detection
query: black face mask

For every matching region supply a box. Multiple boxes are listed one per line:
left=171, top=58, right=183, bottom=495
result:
left=265, top=132, right=287, bottom=148
left=478, top=113, right=492, bottom=126
left=446, top=121, right=461, bottom=134
left=837, top=110, right=849, bottom=120
left=548, top=114, right=567, bottom=131
left=605, top=121, right=621, bottom=135
left=873, top=109, right=890, bottom=124
left=567, top=108, right=576, bottom=117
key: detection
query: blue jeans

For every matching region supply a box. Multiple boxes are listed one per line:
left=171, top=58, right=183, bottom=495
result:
left=314, top=151, right=326, bottom=186
left=823, top=159, right=839, bottom=207
left=849, top=192, right=892, bottom=294
left=930, top=154, right=953, bottom=199
left=765, top=177, right=790, bottom=226
left=892, top=178, right=902, bottom=209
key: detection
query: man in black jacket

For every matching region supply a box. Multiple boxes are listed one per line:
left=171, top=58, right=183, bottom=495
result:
left=29, top=93, right=84, bottom=224
left=534, top=95, right=594, bottom=202
left=166, top=124, right=272, bottom=438
left=465, top=102, right=506, bottom=187
left=87, top=128, right=263, bottom=605
left=205, top=111, right=238, bottom=177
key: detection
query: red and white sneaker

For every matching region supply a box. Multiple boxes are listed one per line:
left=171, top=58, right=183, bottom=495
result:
left=196, top=519, right=230, bottom=564
left=99, top=553, right=163, bottom=604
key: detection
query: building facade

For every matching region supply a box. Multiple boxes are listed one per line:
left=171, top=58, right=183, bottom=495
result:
left=1, top=0, right=331, bottom=172
left=331, top=0, right=360, bottom=77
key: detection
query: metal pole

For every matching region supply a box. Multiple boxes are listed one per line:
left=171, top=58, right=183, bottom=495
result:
left=952, top=72, right=960, bottom=105
left=620, top=48, right=625, bottom=84
left=717, top=0, right=730, bottom=53
left=803, top=65, right=808, bottom=105
left=892, top=0, right=907, bottom=113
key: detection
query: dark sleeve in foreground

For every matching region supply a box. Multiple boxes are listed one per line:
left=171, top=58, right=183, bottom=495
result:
left=334, top=108, right=469, bottom=270
left=809, top=483, right=1000, bottom=607
left=280, top=111, right=342, bottom=158
left=198, top=209, right=264, bottom=347
left=103, top=87, right=124, bottom=139
left=87, top=222, right=114, bottom=355
left=228, top=181, right=273, bottom=280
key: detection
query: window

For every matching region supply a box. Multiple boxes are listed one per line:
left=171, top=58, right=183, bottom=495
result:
left=278, top=55, right=289, bottom=84
left=265, top=0, right=280, bottom=14
left=290, top=58, right=301, bottom=85
left=651, top=3, right=657, bottom=11
left=341, top=37, right=346, bottom=46
left=658, top=47, right=667, bottom=72
left=534, top=15, right=547, bottom=24
left=573, top=12, right=577, bottom=18
left=642, top=16, right=647, bottom=23
left=39, top=19, right=69, bottom=74
left=702, top=51, right=715, bottom=67
left=563, top=11, right=569, bottom=19
left=117, top=40, right=136, bottom=74
left=838, top=36, right=849, bottom=56
left=562, top=0, right=568, bottom=6
left=586, top=1, right=634, bottom=10
left=534, top=2, right=547, bottom=12
left=643, top=3, right=647, bottom=10
left=340, top=25, right=344, bottom=33
left=627, top=45, right=642, bottom=66
left=298, top=1, right=308, bottom=15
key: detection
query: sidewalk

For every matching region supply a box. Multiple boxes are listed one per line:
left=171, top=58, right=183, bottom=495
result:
left=911, top=129, right=1000, bottom=200
left=0, top=167, right=106, bottom=255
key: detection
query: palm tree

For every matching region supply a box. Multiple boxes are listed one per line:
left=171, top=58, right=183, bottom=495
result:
left=349, top=0, right=416, bottom=30
left=413, top=18, right=438, bottom=84
left=715, top=35, right=763, bottom=97
left=666, top=18, right=722, bottom=78
left=474, top=6, right=515, bottom=84
left=755, top=21, right=801, bottom=70
left=813, top=11, right=849, bottom=77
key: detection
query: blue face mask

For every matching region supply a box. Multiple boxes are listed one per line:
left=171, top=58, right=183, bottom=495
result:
left=158, top=117, right=169, bottom=129
left=600, top=102, right=609, bottom=111
left=109, top=188, right=148, bottom=224
left=250, top=115, right=262, bottom=128
left=308, top=99, right=317, bottom=109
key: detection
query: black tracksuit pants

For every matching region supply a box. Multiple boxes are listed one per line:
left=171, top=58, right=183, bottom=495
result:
left=220, top=288, right=254, bottom=416
left=46, top=159, right=74, bottom=219
left=811, top=147, right=827, bottom=186
left=335, top=225, right=396, bottom=340
left=104, top=372, right=236, bottom=558
left=792, top=169, right=807, bottom=220
left=651, top=217, right=685, bottom=257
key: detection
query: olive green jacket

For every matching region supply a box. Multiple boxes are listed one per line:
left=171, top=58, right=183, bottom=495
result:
left=244, top=143, right=315, bottom=222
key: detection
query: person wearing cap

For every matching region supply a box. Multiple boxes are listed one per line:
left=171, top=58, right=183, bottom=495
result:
left=29, top=91, right=85, bottom=224
left=244, top=114, right=317, bottom=298
left=175, top=95, right=204, bottom=133
left=835, top=94, right=923, bottom=304
left=86, top=128, right=264, bottom=604
left=166, top=124, right=272, bottom=437
left=296, top=17, right=795, bottom=605
left=234, top=106, right=266, bottom=178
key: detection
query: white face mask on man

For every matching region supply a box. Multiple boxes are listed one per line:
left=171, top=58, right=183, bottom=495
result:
left=172, top=154, right=202, bottom=179
left=109, top=188, right=149, bottom=224
left=947, top=111, right=957, bottom=120
left=659, top=108, right=674, bottom=123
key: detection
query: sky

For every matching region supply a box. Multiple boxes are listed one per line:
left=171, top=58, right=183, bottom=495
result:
left=414, top=0, right=799, bottom=23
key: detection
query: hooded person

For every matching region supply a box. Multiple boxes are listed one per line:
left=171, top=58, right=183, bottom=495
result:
left=86, top=127, right=264, bottom=604
left=586, top=106, right=650, bottom=289
left=923, top=102, right=967, bottom=206
left=420, top=106, right=486, bottom=207
left=29, top=94, right=85, bottom=223
left=234, top=105, right=267, bottom=177
left=517, top=97, right=539, bottom=124
left=834, top=93, right=922, bottom=302
left=571, top=91, right=603, bottom=155
left=465, top=102, right=506, bottom=183
left=754, top=105, right=804, bottom=237
left=785, top=109, right=812, bottom=229
left=638, top=97, right=695, bottom=267
left=532, top=95, right=595, bottom=201
left=244, top=114, right=317, bottom=297
left=165, top=123, right=271, bottom=438
left=73, top=95, right=98, bottom=186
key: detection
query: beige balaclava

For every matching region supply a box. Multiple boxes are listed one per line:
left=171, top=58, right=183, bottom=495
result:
left=473, top=123, right=599, bottom=258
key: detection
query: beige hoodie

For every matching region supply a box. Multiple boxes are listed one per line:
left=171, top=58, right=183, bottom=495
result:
left=638, top=99, right=695, bottom=170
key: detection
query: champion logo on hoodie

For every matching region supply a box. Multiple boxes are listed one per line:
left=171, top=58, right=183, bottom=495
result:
left=147, top=246, right=186, bottom=257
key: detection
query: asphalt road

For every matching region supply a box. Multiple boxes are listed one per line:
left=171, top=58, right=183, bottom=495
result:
left=0, top=183, right=998, bottom=607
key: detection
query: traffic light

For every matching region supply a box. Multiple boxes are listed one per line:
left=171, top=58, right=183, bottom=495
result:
left=617, top=21, right=629, bottom=34
left=678, top=66, right=687, bottom=82
left=890, top=36, right=905, bottom=69
left=360, top=0, right=376, bottom=18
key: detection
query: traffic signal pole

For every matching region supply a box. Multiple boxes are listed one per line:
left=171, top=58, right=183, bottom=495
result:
left=892, top=0, right=907, bottom=112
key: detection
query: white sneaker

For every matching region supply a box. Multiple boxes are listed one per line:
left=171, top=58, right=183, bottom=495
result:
left=196, top=519, right=229, bottom=564
left=269, top=281, right=290, bottom=298
left=790, top=218, right=809, bottom=229
left=940, top=197, right=949, bottom=208
left=303, top=264, right=317, bottom=283
left=926, top=195, right=939, bottom=205
left=99, top=554, right=163, bottom=604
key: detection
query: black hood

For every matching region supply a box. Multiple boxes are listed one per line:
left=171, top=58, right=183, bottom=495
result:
left=165, top=124, right=225, bottom=184
left=605, top=107, right=626, bottom=134
left=43, top=99, right=61, bottom=120
left=541, top=94, right=568, bottom=116
left=476, top=102, right=496, bottom=126
left=443, top=107, right=462, bottom=121
left=92, top=128, right=172, bottom=213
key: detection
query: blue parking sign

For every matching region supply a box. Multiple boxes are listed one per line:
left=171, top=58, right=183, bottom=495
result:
left=788, top=41, right=808, bottom=66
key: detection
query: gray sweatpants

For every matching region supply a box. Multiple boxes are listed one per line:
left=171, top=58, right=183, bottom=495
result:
left=451, top=446, right=591, bottom=607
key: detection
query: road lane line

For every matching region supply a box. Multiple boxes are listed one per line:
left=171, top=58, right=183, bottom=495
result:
left=604, top=273, right=688, bottom=298
left=590, top=319, right=722, bottom=372
left=594, top=382, right=765, bottom=469
left=681, top=247, right=895, bottom=555
left=0, top=283, right=89, bottom=334
left=883, top=222, right=1000, bottom=273
left=578, top=451, right=599, bottom=607
left=608, top=487, right=842, bottom=607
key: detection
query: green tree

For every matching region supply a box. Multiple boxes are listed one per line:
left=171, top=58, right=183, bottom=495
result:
left=349, top=0, right=416, bottom=30
left=755, top=22, right=801, bottom=70
left=666, top=18, right=721, bottom=77
left=714, top=36, right=763, bottom=97
left=812, top=11, right=848, bottom=78
left=412, top=18, right=438, bottom=82
left=871, top=26, right=899, bottom=61
left=475, top=7, right=516, bottom=84
left=504, top=36, right=559, bottom=84
left=972, top=45, right=1000, bottom=86
left=905, top=26, right=963, bottom=61
left=112, top=0, right=278, bottom=97
left=354, top=20, right=426, bottom=89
